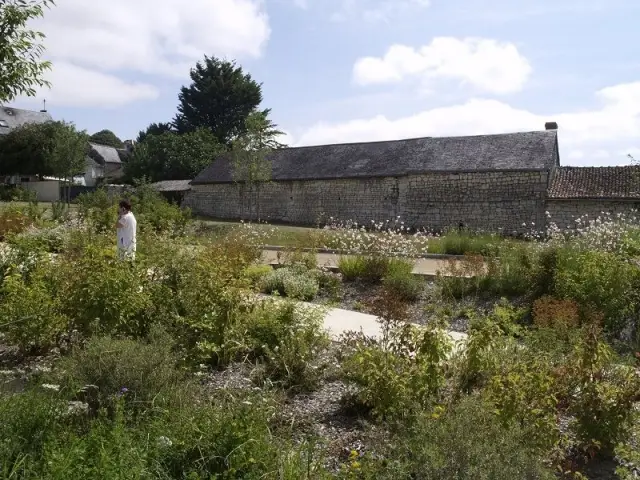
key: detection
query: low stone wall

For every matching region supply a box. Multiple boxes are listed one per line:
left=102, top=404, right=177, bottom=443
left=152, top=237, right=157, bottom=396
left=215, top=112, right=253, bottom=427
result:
left=185, top=170, right=549, bottom=234
left=546, top=199, right=640, bottom=229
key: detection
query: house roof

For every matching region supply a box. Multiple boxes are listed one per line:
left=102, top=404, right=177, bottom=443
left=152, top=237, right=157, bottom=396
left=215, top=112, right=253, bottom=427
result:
left=0, top=106, right=52, bottom=134
left=89, top=142, right=121, bottom=164
left=150, top=180, right=192, bottom=192
left=548, top=166, right=640, bottom=199
left=192, top=130, right=559, bottom=184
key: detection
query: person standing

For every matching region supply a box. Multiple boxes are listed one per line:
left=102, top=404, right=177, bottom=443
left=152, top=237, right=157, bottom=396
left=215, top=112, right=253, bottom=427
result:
left=115, top=199, right=137, bottom=260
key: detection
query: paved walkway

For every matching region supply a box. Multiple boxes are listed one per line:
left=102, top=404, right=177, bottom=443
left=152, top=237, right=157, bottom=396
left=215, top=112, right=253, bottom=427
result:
left=261, top=250, right=459, bottom=277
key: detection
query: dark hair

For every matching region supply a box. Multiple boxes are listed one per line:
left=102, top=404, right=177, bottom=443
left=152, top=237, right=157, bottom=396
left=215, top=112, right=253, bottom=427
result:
left=119, top=199, right=132, bottom=211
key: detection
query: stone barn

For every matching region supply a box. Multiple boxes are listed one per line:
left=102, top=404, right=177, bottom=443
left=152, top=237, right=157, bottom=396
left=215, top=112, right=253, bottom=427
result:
left=546, top=166, right=640, bottom=229
left=186, top=126, right=560, bottom=234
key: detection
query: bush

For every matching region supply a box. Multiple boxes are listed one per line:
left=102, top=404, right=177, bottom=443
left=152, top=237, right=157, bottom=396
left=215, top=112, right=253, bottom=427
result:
left=0, top=263, right=68, bottom=354
left=244, top=263, right=273, bottom=287
left=357, top=397, right=555, bottom=479
left=431, top=229, right=501, bottom=256
left=532, top=296, right=580, bottom=329
left=554, top=248, right=640, bottom=336
left=261, top=267, right=320, bottom=300
left=0, top=206, right=32, bottom=239
left=8, top=225, right=66, bottom=254
left=232, top=300, right=330, bottom=391
left=382, top=271, right=423, bottom=301
left=55, top=328, right=187, bottom=411
left=339, top=255, right=413, bottom=283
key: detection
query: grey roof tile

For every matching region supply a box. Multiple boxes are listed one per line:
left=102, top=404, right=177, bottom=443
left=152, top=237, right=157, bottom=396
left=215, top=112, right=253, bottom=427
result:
left=89, top=142, right=121, bottom=164
left=192, top=130, right=559, bottom=184
left=548, top=166, right=640, bottom=199
left=150, top=180, right=192, bottom=192
left=0, top=106, right=52, bottom=134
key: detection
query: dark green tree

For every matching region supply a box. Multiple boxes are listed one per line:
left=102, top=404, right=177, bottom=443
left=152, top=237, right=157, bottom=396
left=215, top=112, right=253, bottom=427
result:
left=173, top=56, right=263, bottom=146
left=136, top=122, right=173, bottom=143
left=124, top=128, right=222, bottom=183
left=49, top=122, right=89, bottom=204
left=232, top=109, right=286, bottom=220
left=0, top=120, right=61, bottom=176
left=0, top=0, right=55, bottom=103
left=89, top=129, right=123, bottom=148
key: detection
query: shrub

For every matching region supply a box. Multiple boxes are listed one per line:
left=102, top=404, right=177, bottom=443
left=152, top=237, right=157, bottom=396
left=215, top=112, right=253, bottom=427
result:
left=0, top=206, right=32, bottom=239
left=232, top=300, right=330, bottom=391
left=339, top=255, right=413, bottom=283
left=554, top=248, right=640, bottom=336
left=8, top=225, right=66, bottom=254
left=55, top=328, right=187, bottom=411
left=261, top=267, right=320, bottom=300
left=382, top=271, right=423, bottom=301
left=342, top=317, right=452, bottom=419
left=532, top=296, right=580, bottom=329
left=244, top=264, right=273, bottom=287
left=432, top=228, right=500, bottom=256
left=358, top=397, right=555, bottom=480
left=55, top=245, right=153, bottom=338
left=0, top=264, right=68, bottom=354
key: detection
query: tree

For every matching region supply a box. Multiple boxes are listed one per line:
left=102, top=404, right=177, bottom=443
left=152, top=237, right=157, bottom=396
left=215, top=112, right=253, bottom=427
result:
left=0, top=0, right=54, bottom=103
left=136, top=122, right=173, bottom=143
left=0, top=120, right=60, bottom=176
left=173, top=56, right=262, bottom=146
left=48, top=122, right=89, bottom=204
left=89, top=129, right=123, bottom=148
left=124, top=128, right=222, bottom=183
left=232, top=109, right=286, bottom=221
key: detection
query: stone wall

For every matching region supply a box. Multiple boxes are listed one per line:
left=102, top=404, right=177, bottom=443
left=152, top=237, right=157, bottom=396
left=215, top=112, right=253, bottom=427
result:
left=546, top=199, right=640, bottom=229
left=185, top=170, right=549, bottom=233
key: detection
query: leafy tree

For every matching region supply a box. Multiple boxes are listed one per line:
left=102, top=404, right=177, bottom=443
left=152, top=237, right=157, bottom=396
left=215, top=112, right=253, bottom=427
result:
left=89, top=129, right=123, bottom=148
left=0, top=0, right=54, bottom=103
left=136, top=122, right=173, bottom=143
left=232, top=109, right=286, bottom=221
left=124, top=128, right=222, bottom=183
left=48, top=122, right=89, bottom=204
left=173, top=56, right=263, bottom=146
left=0, top=120, right=60, bottom=176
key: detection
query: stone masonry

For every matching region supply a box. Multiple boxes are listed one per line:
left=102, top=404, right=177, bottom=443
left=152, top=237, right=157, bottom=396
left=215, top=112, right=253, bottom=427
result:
left=186, top=170, right=549, bottom=233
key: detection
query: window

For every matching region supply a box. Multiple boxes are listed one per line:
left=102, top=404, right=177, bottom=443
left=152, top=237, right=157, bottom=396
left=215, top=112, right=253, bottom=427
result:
left=0, top=120, right=8, bottom=128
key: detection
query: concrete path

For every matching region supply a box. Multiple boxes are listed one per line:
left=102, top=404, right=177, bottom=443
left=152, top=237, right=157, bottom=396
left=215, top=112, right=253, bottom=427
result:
left=261, top=250, right=458, bottom=277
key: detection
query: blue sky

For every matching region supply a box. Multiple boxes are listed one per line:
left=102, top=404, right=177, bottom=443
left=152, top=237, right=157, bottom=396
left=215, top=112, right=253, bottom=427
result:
left=12, top=0, right=640, bottom=166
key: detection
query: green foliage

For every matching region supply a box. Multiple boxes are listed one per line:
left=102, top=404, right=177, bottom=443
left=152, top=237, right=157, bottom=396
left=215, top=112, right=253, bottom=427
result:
left=135, top=121, right=173, bottom=143
left=55, top=245, right=153, bottom=338
left=342, top=317, right=452, bottom=420
left=7, top=224, right=66, bottom=253
left=0, top=262, right=67, bottom=354
left=261, top=266, right=320, bottom=300
left=56, top=329, right=188, bottom=410
left=357, top=397, right=555, bottom=480
left=124, top=128, right=223, bottom=183
left=339, top=255, right=413, bottom=283
left=244, top=263, right=273, bottom=286
left=0, top=0, right=54, bottom=103
left=0, top=205, right=32, bottom=238
left=174, top=56, right=263, bottom=145
left=0, top=121, right=60, bottom=176
left=554, top=248, right=640, bottom=336
left=89, top=129, right=124, bottom=148
left=430, top=229, right=501, bottom=256
left=382, top=270, right=423, bottom=301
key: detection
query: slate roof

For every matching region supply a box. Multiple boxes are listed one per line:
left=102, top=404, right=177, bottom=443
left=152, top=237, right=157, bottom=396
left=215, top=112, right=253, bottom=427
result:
left=89, top=143, right=121, bottom=164
left=150, top=180, right=192, bottom=192
left=192, top=130, right=559, bottom=184
left=0, top=106, right=52, bottom=134
left=548, top=166, right=640, bottom=199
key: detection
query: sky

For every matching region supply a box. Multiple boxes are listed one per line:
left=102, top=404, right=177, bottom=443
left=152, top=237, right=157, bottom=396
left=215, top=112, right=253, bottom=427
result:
left=10, top=0, right=640, bottom=166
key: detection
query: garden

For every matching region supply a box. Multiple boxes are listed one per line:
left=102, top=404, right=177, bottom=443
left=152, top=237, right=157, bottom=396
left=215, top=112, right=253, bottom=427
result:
left=1, top=189, right=640, bottom=479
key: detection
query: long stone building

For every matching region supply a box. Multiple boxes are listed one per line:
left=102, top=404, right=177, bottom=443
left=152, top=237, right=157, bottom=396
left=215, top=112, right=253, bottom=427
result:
left=185, top=123, right=640, bottom=233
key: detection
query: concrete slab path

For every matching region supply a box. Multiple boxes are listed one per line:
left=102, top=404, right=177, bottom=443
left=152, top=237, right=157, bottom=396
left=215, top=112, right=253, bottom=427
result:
left=261, top=250, right=458, bottom=277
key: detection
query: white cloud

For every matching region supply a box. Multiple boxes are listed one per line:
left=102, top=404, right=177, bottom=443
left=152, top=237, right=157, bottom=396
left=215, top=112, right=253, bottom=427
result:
left=353, top=37, right=532, bottom=94
left=21, top=63, right=160, bottom=108
left=323, top=0, right=429, bottom=23
left=20, top=0, right=270, bottom=108
left=293, top=81, right=640, bottom=166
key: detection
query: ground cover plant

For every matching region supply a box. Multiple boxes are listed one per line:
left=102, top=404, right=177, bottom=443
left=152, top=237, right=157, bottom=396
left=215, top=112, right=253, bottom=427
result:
left=1, top=198, right=640, bottom=478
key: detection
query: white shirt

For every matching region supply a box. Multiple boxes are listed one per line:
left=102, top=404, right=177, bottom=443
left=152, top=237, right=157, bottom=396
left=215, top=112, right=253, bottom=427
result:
left=117, top=211, right=137, bottom=253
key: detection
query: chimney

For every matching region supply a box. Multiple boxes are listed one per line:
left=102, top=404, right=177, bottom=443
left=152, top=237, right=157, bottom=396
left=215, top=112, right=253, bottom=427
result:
left=545, top=121, right=558, bottom=130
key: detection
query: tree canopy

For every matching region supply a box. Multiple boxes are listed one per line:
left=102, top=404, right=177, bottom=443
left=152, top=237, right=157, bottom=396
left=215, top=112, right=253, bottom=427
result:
left=173, top=56, right=263, bottom=146
left=0, top=120, right=88, bottom=179
left=89, top=129, right=123, bottom=148
left=124, top=128, right=223, bottom=183
left=0, top=0, right=54, bottom=103
left=136, top=122, right=173, bottom=144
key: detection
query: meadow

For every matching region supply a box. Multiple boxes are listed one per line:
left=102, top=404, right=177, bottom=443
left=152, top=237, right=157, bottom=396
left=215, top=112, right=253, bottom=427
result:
left=1, top=187, right=639, bottom=479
